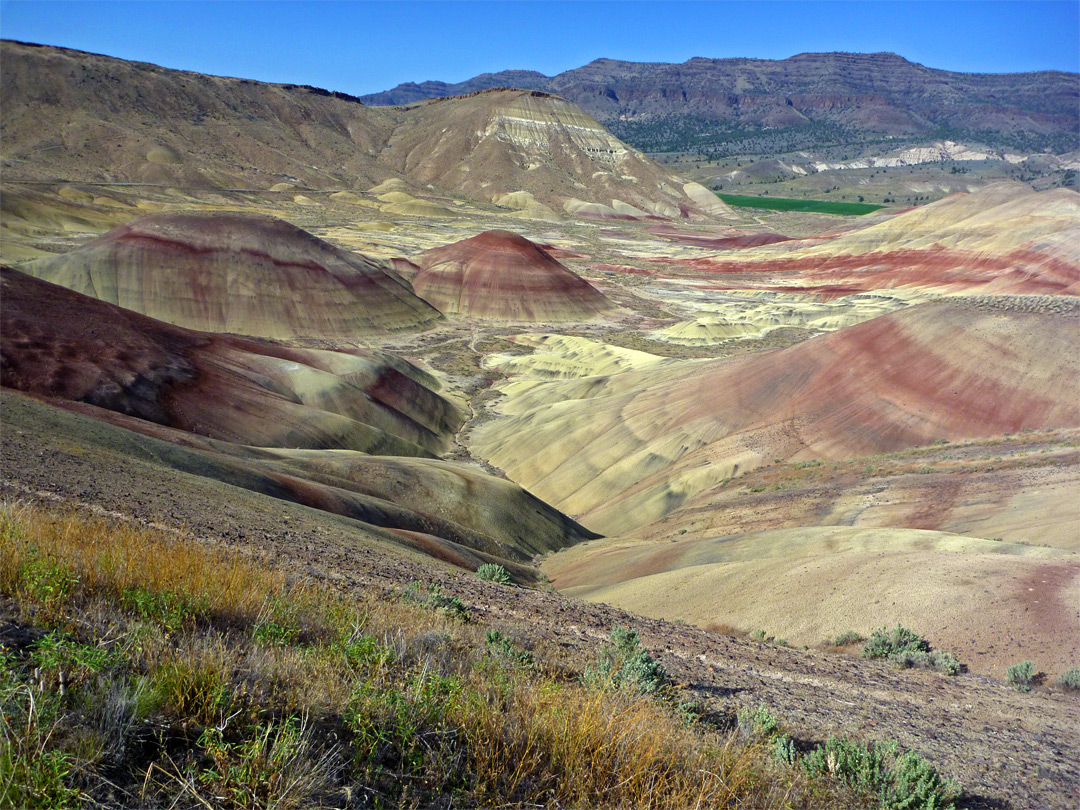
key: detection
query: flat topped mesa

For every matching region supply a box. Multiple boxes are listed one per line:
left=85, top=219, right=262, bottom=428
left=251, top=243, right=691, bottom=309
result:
left=413, top=230, right=613, bottom=321
left=21, top=212, right=443, bottom=339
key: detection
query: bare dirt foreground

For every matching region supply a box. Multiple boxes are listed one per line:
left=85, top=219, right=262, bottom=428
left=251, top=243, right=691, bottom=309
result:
left=2, top=391, right=1078, bottom=810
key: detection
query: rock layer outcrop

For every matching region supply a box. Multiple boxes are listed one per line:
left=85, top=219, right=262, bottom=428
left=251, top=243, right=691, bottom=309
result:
left=364, top=52, right=1079, bottom=146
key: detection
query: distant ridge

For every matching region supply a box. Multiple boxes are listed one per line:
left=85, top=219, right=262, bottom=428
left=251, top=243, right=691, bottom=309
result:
left=363, top=52, right=1080, bottom=153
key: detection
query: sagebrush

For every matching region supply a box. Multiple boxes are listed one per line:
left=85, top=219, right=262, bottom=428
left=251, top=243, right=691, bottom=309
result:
left=862, top=624, right=959, bottom=675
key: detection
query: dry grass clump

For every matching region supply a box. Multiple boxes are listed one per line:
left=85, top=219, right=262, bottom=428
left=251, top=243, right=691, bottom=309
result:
left=0, top=501, right=313, bottom=627
left=0, top=499, right=863, bottom=808
left=704, top=620, right=748, bottom=638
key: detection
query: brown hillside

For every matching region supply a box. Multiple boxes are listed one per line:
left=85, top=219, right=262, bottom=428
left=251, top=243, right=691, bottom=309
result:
left=0, top=40, right=716, bottom=220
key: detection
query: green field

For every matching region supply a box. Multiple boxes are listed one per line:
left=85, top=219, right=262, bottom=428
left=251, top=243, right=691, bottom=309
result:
left=716, top=193, right=887, bottom=216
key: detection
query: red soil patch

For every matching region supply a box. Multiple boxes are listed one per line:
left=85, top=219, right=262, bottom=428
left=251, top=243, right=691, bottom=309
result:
left=668, top=246, right=1080, bottom=295
left=536, top=244, right=586, bottom=260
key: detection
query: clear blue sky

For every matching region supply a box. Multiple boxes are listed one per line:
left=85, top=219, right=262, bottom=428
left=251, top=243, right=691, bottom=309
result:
left=1, top=1, right=1077, bottom=96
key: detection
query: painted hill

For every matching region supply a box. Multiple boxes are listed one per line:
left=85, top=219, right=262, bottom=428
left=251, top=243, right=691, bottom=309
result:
left=413, top=230, right=613, bottom=321
left=1, top=267, right=460, bottom=456
left=20, top=212, right=444, bottom=339
left=472, top=298, right=1080, bottom=535
left=0, top=40, right=722, bottom=220
left=363, top=52, right=1080, bottom=154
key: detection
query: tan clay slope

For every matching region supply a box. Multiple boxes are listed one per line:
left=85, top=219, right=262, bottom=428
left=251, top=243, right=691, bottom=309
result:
left=690, top=184, right=1080, bottom=295
left=0, top=186, right=138, bottom=262
left=413, top=230, right=613, bottom=321
left=20, top=212, right=443, bottom=339
left=0, top=41, right=718, bottom=220
left=633, top=433, right=1080, bottom=552
left=380, top=90, right=728, bottom=219
left=543, top=525, right=1080, bottom=678
left=1, top=268, right=462, bottom=456
left=472, top=298, right=1080, bottom=535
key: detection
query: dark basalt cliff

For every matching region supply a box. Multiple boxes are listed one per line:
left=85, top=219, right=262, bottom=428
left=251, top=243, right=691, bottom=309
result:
left=364, top=52, right=1080, bottom=151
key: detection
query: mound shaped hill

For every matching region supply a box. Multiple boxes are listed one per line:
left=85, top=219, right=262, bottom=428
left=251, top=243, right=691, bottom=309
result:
left=472, top=298, right=1080, bottom=535
left=20, top=212, right=444, bottom=339
left=413, top=230, right=613, bottom=321
left=1, top=267, right=460, bottom=457
left=0, top=41, right=719, bottom=221
left=375, top=91, right=718, bottom=219
left=687, top=184, right=1080, bottom=297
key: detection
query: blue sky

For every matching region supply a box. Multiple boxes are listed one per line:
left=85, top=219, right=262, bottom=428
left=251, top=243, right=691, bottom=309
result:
left=1, top=1, right=1077, bottom=96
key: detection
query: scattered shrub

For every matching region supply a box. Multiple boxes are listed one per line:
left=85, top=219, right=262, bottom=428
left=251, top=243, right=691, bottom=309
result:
left=1007, top=660, right=1035, bottom=692
left=802, top=736, right=962, bottom=810
left=122, top=585, right=203, bottom=632
left=885, top=748, right=964, bottom=810
left=17, top=548, right=79, bottom=618
left=862, top=625, right=959, bottom=675
left=583, top=625, right=667, bottom=696
left=773, top=733, right=797, bottom=766
left=485, top=629, right=534, bottom=669
left=737, top=703, right=779, bottom=739
left=475, top=563, right=512, bottom=585
left=336, top=635, right=395, bottom=673
left=862, top=625, right=927, bottom=660
left=402, top=581, right=472, bottom=622
left=197, top=715, right=337, bottom=809
left=252, top=596, right=304, bottom=646
left=1059, top=667, right=1080, bottom=691
left=890, top=649, right=960, bottom=676
left=833, top=631, right=865, bottom=647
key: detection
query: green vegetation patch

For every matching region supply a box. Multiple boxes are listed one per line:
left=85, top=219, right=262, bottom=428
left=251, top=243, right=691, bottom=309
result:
left=861, top=624, right=960, bottom=676
left=800, top=736, right=963, bottom=810
left=716, top=193, right=886, bottom=216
